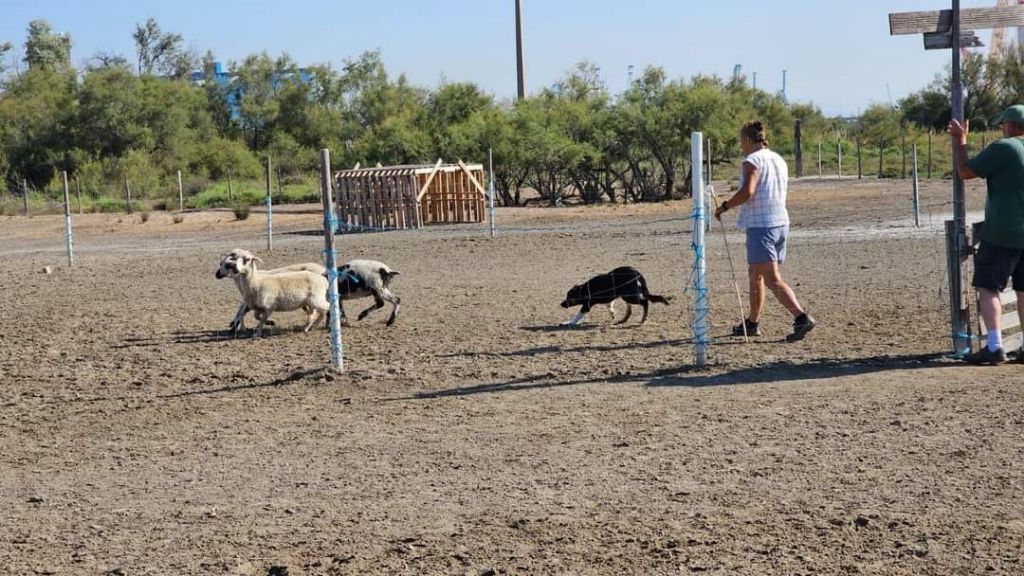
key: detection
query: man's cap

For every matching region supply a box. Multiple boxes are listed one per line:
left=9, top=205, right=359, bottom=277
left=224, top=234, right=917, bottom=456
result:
left=998, top=105, right=1024, bottom=125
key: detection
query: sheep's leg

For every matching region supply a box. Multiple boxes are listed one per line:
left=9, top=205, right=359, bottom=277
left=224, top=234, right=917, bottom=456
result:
left=229, top=302, right=248, bottom=336
left=357, top=295, right=385, bottom=321
left=303, top=308, right=325, bottom=333
left=385, top=295, right=401, bottom=326
left=253, top=310, right=270, bottom=339
left=607, top=301, right=617, bottom=321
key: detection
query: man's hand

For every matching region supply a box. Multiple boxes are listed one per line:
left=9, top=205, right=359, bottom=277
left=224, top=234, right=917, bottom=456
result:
left=714, top=202, right=728, bottom=221
left=948, top=119, right=970, bottom=145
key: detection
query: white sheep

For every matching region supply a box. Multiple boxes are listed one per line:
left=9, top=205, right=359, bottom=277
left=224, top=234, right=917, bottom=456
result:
left=216, top=249, right=326, bottom=335
left=219, top=251, right=330, bottom=338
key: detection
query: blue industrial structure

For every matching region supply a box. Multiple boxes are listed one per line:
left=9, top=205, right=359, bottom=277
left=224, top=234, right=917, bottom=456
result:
left=189, top=61, right=313, bottom=120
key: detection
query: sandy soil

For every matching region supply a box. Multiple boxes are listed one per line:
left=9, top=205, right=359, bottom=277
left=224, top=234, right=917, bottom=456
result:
left=1, top=178, right=1022, bottom=575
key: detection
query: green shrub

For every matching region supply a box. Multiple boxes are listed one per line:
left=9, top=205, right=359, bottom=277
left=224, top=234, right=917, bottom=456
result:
left=232, top=203, right=251, bottom=220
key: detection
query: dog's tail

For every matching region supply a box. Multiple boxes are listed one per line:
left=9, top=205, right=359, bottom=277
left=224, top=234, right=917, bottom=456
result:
left=647, top=294, right=672, bottom=305
left=637, top=275, right=671, bottom=305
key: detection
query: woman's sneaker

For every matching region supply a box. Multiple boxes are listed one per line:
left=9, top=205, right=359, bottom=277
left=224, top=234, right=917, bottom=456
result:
left=785, top=313, right=816, bottom=342
left=965, top=346, right=1007, bottom=365
left=732, top=318, right=760, bottom=337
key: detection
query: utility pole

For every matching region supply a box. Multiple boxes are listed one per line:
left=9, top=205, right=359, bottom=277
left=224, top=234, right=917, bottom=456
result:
left=515, top=0, right=526, bottom=100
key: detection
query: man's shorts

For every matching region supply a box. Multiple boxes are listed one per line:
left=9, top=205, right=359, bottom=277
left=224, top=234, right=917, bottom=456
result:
left=973, top=241, right=1024, bottom=292
left=746, top=225, right=789, bottom=265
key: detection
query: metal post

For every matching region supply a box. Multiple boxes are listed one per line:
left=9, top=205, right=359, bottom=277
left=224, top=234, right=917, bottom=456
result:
left=901, top=129, right=907, bottom=178
left=177, top=170, right=183, bottom=211
left=75, top=176, right=83, bottom=215
left=265, top=157, right=273, bottom=252
left=62, top=171, right=74, bottom=267
left=227, top=170, right=233, bottom=203
left=912, top=143, right=921, bottom=227
left=706, top=137, right=712, bottom=184
left=928, top=131, right=933, bottom=179
left=817, top=141, right=822, bottom=179
left=857, top=139, right=863, bottom=179
left=488, top=148, right=496, bottom=237
left=125, top=177, right=132, bottom=213
left=320, top=148, right=343, bottom=372
left=794, top=119, right=803, bottom=178
left=23, top=178, right=28, bottom=216
left=515, top=0, right=526, bottom=100
left=878, top=140, right=884, bottom=177
left=838, top=136, right=843, bottom=178
left=691, top=132, right=709, bottom=367
left=949, top=0, right=971, bottom=356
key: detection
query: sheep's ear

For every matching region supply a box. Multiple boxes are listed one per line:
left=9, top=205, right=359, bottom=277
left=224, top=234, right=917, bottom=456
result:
left=253, top=256, right=264, bottom=263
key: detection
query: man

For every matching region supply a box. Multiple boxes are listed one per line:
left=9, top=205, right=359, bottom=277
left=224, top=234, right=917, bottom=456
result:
left=714, top=120, right=815, bottom=342
left=949, top=104, right=1024, bottom=365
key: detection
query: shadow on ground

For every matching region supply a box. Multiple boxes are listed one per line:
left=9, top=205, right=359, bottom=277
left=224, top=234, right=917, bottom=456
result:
left=401, top=352, right=953, bottom=400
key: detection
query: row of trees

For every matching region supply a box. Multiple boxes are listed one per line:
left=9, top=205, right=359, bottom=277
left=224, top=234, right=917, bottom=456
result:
left=3, top=18, right=1024, bottom=208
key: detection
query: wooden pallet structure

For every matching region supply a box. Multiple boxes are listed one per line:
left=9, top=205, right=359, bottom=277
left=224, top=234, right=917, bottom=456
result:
left=334, top=159, right=487, bottom=232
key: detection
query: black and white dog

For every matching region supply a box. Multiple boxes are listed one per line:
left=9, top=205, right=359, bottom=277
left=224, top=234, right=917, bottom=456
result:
left=560, top=266, right=670, bottom=326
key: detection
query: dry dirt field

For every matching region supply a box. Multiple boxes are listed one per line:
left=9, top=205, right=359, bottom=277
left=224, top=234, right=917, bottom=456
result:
left=1, top=178, right=1022, bottom=575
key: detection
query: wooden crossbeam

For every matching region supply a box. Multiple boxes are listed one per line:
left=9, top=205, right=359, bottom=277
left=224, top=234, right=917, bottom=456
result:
left=889, top=5, right=1024, bottom=35
left=923, top=30, right=982, bottom=50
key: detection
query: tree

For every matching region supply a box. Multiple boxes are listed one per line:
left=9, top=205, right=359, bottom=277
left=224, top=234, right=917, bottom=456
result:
left=132, top=18, right=194, bottom=77
left=0, top=67, right=76, bottom=187
left=24, top=20, right=72, bottom=72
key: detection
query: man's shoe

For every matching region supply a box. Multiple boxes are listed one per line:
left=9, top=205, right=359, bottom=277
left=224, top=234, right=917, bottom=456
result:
left=964, top=346, right=1008, bottom=365
left=732, top=318, right=760, bottom=337
left=1012, top=347, right=1024, bottom=364
left=785, top=313, right=816, bottom=342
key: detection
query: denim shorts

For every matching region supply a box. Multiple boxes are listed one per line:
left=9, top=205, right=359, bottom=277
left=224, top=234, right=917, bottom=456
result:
left=746, top=225, right=789, bottom=265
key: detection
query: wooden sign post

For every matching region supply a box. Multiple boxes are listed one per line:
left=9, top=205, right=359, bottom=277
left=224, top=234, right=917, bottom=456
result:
left=890, top=1, right=1024, bottom=355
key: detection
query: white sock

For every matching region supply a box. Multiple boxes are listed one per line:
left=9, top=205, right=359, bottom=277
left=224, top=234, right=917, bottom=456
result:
left=987, top=330, right=1003, bottom=352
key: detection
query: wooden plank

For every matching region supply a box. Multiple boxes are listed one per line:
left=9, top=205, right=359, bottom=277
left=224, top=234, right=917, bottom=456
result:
left=923, top=30, right=982, bottom=50
left=889, top=5, right=1024, bottom=36
left=1005, top=331, right=1024, bottom=353
left=980, top=310, right=1021, bottom=333
left=416, top=158, right=445, bottom=201
left=457, top=161, right=489, bottom=197
left=1000, top=290, right=1019, bottom=307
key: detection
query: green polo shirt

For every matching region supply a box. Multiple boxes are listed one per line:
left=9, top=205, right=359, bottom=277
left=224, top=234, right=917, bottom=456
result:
left=969, top=136, right=1024, bottom=249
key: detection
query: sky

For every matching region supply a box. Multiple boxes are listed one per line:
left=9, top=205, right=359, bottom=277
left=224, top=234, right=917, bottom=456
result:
left=0, top=1, right=1012, bottom=117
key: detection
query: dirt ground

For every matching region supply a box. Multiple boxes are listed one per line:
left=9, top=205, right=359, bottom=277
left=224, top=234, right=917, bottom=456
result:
left=1, top=178, right=1022, bottom=575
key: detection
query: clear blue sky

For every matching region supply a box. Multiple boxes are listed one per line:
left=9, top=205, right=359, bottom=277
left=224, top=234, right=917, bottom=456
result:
left=0, top=1, right=1007, bottom=116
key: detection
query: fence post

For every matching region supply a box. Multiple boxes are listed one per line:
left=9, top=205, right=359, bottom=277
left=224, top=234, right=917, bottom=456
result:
left=177, top=170, right=184, bottom=211
left=837, top=136, right=843, bottom=178
left=75, top=177, right=83, bottom=215
left=125, top=177, right=132, bottom=213
left=878, top=140, right=884, bottom=178
left=901, top=130, right=907, bottom=179
left=817, top=141, right=823, bottom=179
left=912, top=143, right=921, bottom=227
left=927, top=131, right=933, bottom=179
left=23, top=178, right=28, bottom=216
left=690, top=132, right=709, bottom=367
left=794, top=119, right=803, bottom=178
left=857, top=139, right=863, bottom=179
left=227, top=170, right=233, bottom=203
left=265, top=156, right=273, bottom=252
left=488, top=148, right=496, bottom=237
left=320, top=148, right=344, bottom=373
left=63, top=171, right=74, bottom=267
